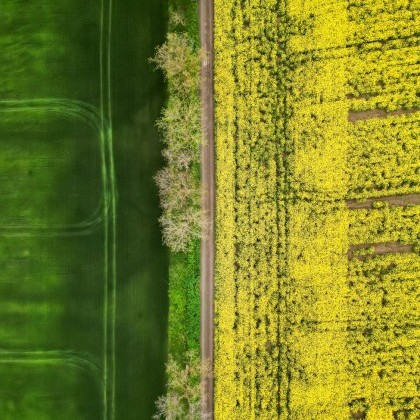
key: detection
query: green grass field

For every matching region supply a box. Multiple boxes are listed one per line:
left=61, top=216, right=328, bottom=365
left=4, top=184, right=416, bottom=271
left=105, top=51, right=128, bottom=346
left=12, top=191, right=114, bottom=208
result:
left=0, top=0, right=168, bottom=419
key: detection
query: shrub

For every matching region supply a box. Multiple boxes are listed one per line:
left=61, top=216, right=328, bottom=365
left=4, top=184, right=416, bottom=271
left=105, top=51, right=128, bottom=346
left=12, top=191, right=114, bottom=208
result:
left=153, top=351, right=211, bottom=420
left=151, top=28, right=204, bottom=252
left=150, top=32, right=199, bottom=96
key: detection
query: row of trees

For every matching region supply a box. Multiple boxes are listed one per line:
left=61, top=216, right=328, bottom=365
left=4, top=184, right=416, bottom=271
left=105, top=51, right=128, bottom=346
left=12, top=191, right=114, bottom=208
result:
left=150, top=25, right=204, bottom=252
left=151, top=8, right=207, bottom=420
left=153, top=351, right=211, bottom=420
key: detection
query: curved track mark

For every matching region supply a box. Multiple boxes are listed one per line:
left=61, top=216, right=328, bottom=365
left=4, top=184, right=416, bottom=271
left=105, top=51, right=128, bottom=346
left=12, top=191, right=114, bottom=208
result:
left=0, top=99, right=111, bottom=236
left=0, top=350, right=104, bottom=393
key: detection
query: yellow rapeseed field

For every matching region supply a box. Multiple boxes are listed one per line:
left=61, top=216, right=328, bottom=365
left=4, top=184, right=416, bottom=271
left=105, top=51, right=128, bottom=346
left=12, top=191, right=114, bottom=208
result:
left=214, top=0, right=419, bottom=419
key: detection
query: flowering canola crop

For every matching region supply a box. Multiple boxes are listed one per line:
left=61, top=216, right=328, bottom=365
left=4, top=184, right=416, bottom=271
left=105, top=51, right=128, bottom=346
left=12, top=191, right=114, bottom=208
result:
left=214, top=0, right=420, bottom=418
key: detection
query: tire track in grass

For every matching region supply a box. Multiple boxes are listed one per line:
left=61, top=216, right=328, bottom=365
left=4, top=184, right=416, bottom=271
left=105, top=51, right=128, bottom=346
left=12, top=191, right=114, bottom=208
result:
left=100, top=0, right=110, bottom=417
left=99, top=0, right=116, bottom=416
left=0, top=94, right=115, bottom=417
left=0, top=99, right=109, bottom=236
left=97, top=0, right=117, bottom=416
left=0, top=350, right=104, bottom=393
left=0, top=1, right=115, bottom=417
left=348, top=242, right=414, bottom=260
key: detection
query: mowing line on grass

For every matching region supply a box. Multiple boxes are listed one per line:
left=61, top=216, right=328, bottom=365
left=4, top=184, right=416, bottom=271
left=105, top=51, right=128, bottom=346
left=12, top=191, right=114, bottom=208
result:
left=0, top=350, right=104, bottom=392
left=0, top=100, right=108, bottom=236
left=99, top=0, right=117, bottom=416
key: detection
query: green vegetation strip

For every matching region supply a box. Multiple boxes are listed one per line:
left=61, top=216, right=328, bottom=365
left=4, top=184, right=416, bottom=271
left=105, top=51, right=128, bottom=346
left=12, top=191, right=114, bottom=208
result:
left=151, top=1, right=204, bottom=418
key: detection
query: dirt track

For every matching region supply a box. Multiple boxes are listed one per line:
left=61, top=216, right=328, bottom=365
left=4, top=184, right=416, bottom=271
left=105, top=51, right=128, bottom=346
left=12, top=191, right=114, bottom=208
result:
left=348, top=107, right=418, bottom=122
left=346, top=193, right=420, bottom=209
left=348, top=242, right=414, bottom=260
left=199, top=0, right=214, bottom=418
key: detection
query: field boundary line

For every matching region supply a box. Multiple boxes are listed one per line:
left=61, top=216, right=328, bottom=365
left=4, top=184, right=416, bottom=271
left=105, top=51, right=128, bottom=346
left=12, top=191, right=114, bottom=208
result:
left=199, top=0, right=215, bottom=418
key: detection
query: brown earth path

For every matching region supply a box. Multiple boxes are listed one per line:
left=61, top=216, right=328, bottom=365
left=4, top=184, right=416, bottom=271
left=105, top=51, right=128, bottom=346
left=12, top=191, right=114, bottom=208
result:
left=348, top=242, right=414, bottom=260
left=348, top=107, right=418, bottom=122
left=199, top=0, right=215, bottom=418
left=346, top=193, right=420, bottom=209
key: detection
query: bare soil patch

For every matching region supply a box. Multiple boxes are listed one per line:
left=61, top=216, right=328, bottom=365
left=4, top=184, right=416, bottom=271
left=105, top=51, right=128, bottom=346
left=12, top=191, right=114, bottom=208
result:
left=346, top=93, right=373, bottom=100
left=348, top=242, right=414, bottom=260
left=346, top=193, right=420, bottom=209
left=348, top=107, right=418, bottom=122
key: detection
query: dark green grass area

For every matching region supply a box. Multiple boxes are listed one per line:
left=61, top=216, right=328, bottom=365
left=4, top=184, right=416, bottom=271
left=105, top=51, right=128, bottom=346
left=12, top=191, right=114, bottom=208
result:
left=169, top=0, right=199, bottom=48
left=111, top=0, right=169, bottom=418
left=0, top=226, right=106, bottom=420
left=0, top=0, right=169, bottom=419
left=0, top=362, right=102, bottom=420
left=0, top=108, right=102, bottom=229
left=0, top=0, right=101, bottom=103
left=0, top=3, right=107, bottom=418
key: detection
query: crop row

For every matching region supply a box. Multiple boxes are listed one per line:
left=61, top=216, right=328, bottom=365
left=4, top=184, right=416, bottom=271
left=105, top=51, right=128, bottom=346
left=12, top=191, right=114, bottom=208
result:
left=347, top=47, right=419, bottom=112
left=348, top=0, right=419, bottom=43
left=346, top=253, right=419, bottom=419
left=214, top=0, right=284, bottom=418
left=347, top=114, right=419, bottom=199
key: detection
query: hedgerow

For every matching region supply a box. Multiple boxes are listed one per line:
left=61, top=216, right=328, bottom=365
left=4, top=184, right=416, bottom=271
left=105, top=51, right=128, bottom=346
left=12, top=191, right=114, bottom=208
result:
left=152, top=3, right=202, bottom=419
left=151, top=0, right=201, bottom=365
left=151, top=21, right=202, bottom=253
left=214, top=0, right=419, bottom=418
left=153, top=350, right=210, bottom=420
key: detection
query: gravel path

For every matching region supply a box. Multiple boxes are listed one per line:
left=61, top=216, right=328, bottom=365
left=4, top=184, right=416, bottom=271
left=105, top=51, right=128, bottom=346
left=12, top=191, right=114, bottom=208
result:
left=199, top=0, right=215, bottom=418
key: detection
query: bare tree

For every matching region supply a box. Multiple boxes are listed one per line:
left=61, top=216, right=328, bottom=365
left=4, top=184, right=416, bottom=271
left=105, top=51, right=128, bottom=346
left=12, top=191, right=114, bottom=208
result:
left=150, top=28, right=207, bottom=252
left=154, top=351, right=211, bottom=420
left=150, top=33, right=200, bottom=95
